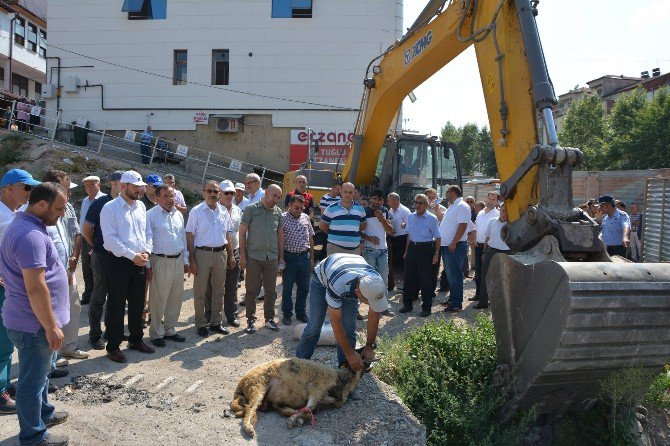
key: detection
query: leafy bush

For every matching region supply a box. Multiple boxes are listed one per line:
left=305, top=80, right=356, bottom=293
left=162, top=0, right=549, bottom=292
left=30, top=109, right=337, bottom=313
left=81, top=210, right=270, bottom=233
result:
left=0, top=134, right=27, bottom=169
left=646, top=365, right=670, bottom=410
left=375, top=315, right=533, bottom=446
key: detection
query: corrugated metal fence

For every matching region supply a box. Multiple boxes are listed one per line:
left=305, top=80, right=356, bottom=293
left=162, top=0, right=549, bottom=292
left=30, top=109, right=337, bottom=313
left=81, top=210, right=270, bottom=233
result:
left=643, top=177, right=670, bottom=263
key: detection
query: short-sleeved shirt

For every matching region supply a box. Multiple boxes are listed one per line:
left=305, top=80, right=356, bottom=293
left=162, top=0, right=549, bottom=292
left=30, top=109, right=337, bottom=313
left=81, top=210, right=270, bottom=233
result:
left=475, top=208, right=500, bottom=244
left=629, top=212, right=642, bottom=236
left=439, top=197, right=471, bottom=243
left=389, top=204, right=410, bottom=237
left=241, top=201, right=283, bottom=261
left=174, top=189, right=187, bottom=209
left=85, top=194, right=114, bottom=254
left=485, top=218, right=510, bottom=251
left=282, top=211, right=314, bottom=253
left=319, top=193, right=340, bottom=212
left=141, top=194, right=157, bottom=211
left=80, top=191, right=106, bottom=229
left=315, top=253, right=380, bottom=309
left=406, top=211, right=440, bottom=242
left=363, top=206, right=391, bottom=249
left=285, top=190, right=315, bottom=216
left=247, top=189, right=265, bottom=206
left=223, top=204, right=243, bottom=250
left=321, top=202, right=366, bottom=249
left=185, top=202, right=232, bottom=248
left=601, top=209, right=630, bottom=246
left=0, top=212, right=69, bottom=333
left=235, top=196, right=250, bottom=211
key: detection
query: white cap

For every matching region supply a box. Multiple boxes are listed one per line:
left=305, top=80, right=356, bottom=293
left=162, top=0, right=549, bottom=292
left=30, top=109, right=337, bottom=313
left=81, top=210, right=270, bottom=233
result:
left=83, top=175, right=101, bottom=183
left=69, top=182, right=78, bottom=189
left=359, top=275, right=388, bottom=313
left=219, top=180, right=235, bottom=193
left=234, top=182, right=245, bottom=191
left=120, top=170, right=147, bottom=186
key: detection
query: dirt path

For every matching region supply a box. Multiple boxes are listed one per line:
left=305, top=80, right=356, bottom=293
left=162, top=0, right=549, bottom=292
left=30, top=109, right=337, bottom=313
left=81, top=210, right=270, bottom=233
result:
left=1, top=256, right=482, bottom=446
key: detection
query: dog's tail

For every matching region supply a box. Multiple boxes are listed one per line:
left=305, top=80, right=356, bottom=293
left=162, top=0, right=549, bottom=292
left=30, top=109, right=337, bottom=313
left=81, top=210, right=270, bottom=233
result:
left=230, top=391, right=248, bottom=417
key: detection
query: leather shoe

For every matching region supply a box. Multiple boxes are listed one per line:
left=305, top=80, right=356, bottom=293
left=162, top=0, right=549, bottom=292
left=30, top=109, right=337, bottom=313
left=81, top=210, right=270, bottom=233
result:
left=45, top=411, right=69, bottom=428
left=227, top=319, right=241, bottom=328
left=473, top=303, right=489, bottom=309
left=419, top=310, right=431, bottom=317
left=443, top=305, right=462, bottom=313
left=36, top=433, right=69, bottom=446
left=107, top=348, right=127, bottom=363
left=209, top=324, right=229, bottom=335
left=468, top=295, right=479, bottom=301
left=439, top=301, right=451, bottom=307
left=197, top=327, right=209, bottom=337
left=398, top=306, right=413, bottom=314
left=128, top=342, right=155, bottom=354
left=165, top=333, right=186, bottom=342
left=49, top=368, right=69, bottom=379
left=151, top=338, right=166, bottom=347
left=90, top=338, right=106, bottom=350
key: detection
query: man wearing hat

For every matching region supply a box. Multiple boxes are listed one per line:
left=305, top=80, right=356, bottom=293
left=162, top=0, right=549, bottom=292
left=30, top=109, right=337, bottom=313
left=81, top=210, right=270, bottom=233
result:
left=100, top=170, right=154, bottom=363
left=79, top=175, right=105, bottom=305
left=82, top=171, right=123, bottom=350
left=296, top=253, right=386, bottom=370
left=233, top=182, right=249, bottom=211
left=142, top=174, right=163, bottom=210
left=599, top=195, right=630, bottom=257
left=0, top=169, right=40, bottom=414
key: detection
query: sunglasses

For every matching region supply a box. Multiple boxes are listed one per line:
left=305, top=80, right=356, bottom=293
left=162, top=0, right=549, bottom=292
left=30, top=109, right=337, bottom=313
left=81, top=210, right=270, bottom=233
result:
left=222, top=191, right=234, bottom=195
left=23, top=184, right=33, bottom=191
left=204, top=189, right=220, bottom=194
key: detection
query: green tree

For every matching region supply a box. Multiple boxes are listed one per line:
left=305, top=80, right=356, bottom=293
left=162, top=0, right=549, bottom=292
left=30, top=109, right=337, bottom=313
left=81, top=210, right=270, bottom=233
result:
left=607, top=87, right=647, bottom=169
left=476, top=126, right=497, bottom=176
left=625, top=87, right=670, bottom=169
left=558, top=93, right=608, bottom=170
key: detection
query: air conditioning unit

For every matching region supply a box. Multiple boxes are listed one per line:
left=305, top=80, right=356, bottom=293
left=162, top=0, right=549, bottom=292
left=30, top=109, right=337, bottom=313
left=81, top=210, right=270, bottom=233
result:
left=41, top=84, right=57, bottom=99
left=216, top=117, right=240, bottom=133
left=63, top=76, right=80, bottom=93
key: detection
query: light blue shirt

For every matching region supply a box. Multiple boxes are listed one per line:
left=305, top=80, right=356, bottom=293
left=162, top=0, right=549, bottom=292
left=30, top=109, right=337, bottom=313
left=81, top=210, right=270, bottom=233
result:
left=315, top=253, right=380, bottom=309
left=140, top=130, right=153, bottom=145
left=406, top=211, right=440, bottom=242
left=601, top=209, right=629, bottom=246
left=247, top=189, right=265, bottom=206
left=235, top=196, right=250, bottom=211
left=146, top=205, right=188, bottom=265
left=47, top=203, right=79, bottom=266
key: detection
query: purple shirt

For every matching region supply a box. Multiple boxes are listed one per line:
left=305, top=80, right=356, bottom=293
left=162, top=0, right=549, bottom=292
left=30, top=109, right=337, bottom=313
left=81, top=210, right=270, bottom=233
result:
left=0, top=212, right=69, bottom=333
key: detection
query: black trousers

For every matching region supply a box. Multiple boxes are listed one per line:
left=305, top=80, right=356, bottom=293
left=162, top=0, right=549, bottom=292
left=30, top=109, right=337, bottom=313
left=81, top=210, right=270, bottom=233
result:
left=205, top=248, right=240, bottom=323
left=81, top=240, right=94, bottom=302
left=473, top=245, right=484, bottom=297
left=314, top=230, right=328, bottom=262
left=479, top=247, right=510, bottom=306
left=607, top=245, right=626, bottom=257
left=403, top=243, right=436, bottom=311
left=388, top=234, right=407, bottom=291
left=105, top=254, right=146, bottom=351
left=89, top=251, right=110, bottom=340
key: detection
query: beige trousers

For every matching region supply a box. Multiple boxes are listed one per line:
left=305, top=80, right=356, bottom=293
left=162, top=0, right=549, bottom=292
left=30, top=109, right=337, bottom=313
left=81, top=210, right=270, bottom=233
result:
left=61, top=275, right=81, bottom=353
left=326, top=244, right=361, bottom=256
left=193, top=249, right=228, bottom=328
left=245, top=257, right=278, bottom=321
left=149, top=255, right=185, bottom=339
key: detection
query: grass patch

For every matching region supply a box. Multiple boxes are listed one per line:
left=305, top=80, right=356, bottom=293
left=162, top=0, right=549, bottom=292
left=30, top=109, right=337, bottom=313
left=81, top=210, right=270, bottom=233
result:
left=0, top=134, right=28, bottom=171
left=53, top=154, right=103, bottom=175
left=375, top=315, right=534, bottom=446
left=646, top=365, right=670, bottom=410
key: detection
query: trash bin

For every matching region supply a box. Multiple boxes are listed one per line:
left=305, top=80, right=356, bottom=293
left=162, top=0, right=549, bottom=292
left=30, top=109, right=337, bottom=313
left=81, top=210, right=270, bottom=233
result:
left=73, top=121, right=89, bottom=146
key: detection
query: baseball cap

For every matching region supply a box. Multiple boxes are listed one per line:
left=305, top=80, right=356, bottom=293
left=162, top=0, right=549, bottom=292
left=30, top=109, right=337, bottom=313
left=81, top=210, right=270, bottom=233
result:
left=220, top=180, right=235, bottom=193
left=145, top=174, right=164, bottom=187
left=234, top=182, right=245, bottom=191
left=120, top=170, right=147, bottom=186
left=83, top=175, right=101, bottom=183
left=109, top=171, right=124, bottom=181
left=0, top=169, right=41, bottom=188
left=359, top=275, right=388, bottom=313
left=598, top=195, right=615, bottom=205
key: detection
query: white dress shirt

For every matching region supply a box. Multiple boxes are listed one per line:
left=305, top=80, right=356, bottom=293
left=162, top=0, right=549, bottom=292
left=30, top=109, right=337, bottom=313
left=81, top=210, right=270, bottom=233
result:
left=485, top=218, right=510, bottom=251
left=0, top=201, right=17, bottom=244
left=185, top=202, right=232, bottom=248
left=235, top=196, right=250, bottom=211
left=223, top=203, right=243, bottom=250
left=389, top=203, right=411, bottom=237
left=100, top=195, right=149, bottom=260
left=146, top=205, right=188, bottom=264
left=80, top=191, right=106, bottom=229
left=438, top=197, right=471, bottom=243
left=474, top=207, right=500, bottom=244
left=174, top=189, right=187, bottom=208
left=247, top=188, right=265, bottom=206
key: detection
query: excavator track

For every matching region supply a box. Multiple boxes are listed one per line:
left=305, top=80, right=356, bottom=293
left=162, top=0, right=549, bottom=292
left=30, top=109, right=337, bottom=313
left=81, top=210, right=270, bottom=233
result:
left=488, top=236, right=670, bottom=414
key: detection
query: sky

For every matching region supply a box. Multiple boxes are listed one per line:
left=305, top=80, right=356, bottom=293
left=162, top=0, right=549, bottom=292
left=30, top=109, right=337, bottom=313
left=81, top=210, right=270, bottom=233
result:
left=400, top=0, right=670, bottom=134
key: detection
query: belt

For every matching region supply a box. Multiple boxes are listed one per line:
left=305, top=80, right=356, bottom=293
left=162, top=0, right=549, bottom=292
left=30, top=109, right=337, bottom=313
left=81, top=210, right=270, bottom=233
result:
left=153, top=253, right=182, bottom=258
left=477, top=243, right=485, bottom=248
left=285, top=249, right=309, bottom=255
left=409, top=241, right=434, bottom=246
left=196, top=246, right=225, bottom=252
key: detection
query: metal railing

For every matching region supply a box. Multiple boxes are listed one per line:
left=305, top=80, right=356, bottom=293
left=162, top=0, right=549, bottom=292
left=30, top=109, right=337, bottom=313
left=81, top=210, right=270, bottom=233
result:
left=5, top=101, right=283, bottom=188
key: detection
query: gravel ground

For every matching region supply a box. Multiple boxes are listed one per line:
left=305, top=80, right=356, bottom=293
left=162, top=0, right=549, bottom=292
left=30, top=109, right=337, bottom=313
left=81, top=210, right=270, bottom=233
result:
left=0, top=263, right=481, bottom=446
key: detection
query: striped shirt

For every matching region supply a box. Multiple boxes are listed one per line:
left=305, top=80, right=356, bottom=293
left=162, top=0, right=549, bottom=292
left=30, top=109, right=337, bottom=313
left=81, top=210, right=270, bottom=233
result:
left=319, top=193, right=340, bottom=212
left=321, top=202, right=366, bottom=249
left=315, top=253, right=380, bottom=309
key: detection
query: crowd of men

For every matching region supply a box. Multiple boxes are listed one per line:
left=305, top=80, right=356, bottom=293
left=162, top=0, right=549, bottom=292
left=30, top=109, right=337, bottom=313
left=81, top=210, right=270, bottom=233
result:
left=0, top=165, right=639, bottom=445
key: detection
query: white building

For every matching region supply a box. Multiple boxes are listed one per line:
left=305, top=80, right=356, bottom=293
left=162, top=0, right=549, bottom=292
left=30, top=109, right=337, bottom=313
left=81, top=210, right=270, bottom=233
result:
left=45, top=0, right=402, bottom=171
left=0, top=0, right=47, bottom=100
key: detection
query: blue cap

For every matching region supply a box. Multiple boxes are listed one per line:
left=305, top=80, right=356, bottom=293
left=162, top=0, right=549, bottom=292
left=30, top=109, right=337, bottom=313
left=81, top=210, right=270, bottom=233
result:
left=598, top=195, right=615, bottom=205
left=109, top=171, right=124, bottom=181
left=0, top=169, right=41, bottom=188
left=145, top=174, right=163, bottom=187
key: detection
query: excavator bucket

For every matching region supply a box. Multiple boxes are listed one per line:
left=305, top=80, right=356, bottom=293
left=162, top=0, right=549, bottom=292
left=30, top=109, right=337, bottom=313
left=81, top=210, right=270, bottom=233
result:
left=488, top=236, right=670, bottom=414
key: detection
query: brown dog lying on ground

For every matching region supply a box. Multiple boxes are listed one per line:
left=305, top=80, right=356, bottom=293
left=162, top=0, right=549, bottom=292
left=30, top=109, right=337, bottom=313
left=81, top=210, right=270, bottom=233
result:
left=231, top=356, right=369, bottom=437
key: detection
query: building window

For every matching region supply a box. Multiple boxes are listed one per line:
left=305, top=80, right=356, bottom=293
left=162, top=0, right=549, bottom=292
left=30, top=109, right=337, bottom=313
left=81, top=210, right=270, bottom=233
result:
left=35, top=82, right=42, bottom=100
left=122, top=0, right=167, bottom=20
left=0, top=67, right=4, bottom=83
left=12, top=74, right=28, bottom=97
left=173, top=50, right=187, bottom=85
left=272, top=0, right=313, bottom=18
left=212, top=50, right=229, bottom=85
left=39, top=30, right=46, bottom=58
left=14, top=17, right=25, bottom=46
left=27, top=23, right=37, bottom=52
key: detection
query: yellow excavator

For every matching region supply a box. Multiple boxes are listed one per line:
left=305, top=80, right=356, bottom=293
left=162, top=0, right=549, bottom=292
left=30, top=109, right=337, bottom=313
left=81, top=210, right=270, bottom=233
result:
left=285, top=0, right=670, bottom=414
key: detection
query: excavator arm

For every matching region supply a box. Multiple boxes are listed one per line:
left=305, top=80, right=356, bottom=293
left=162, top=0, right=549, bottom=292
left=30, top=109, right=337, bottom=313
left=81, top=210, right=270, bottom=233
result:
left=343, top=0, right=670, bottom=415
